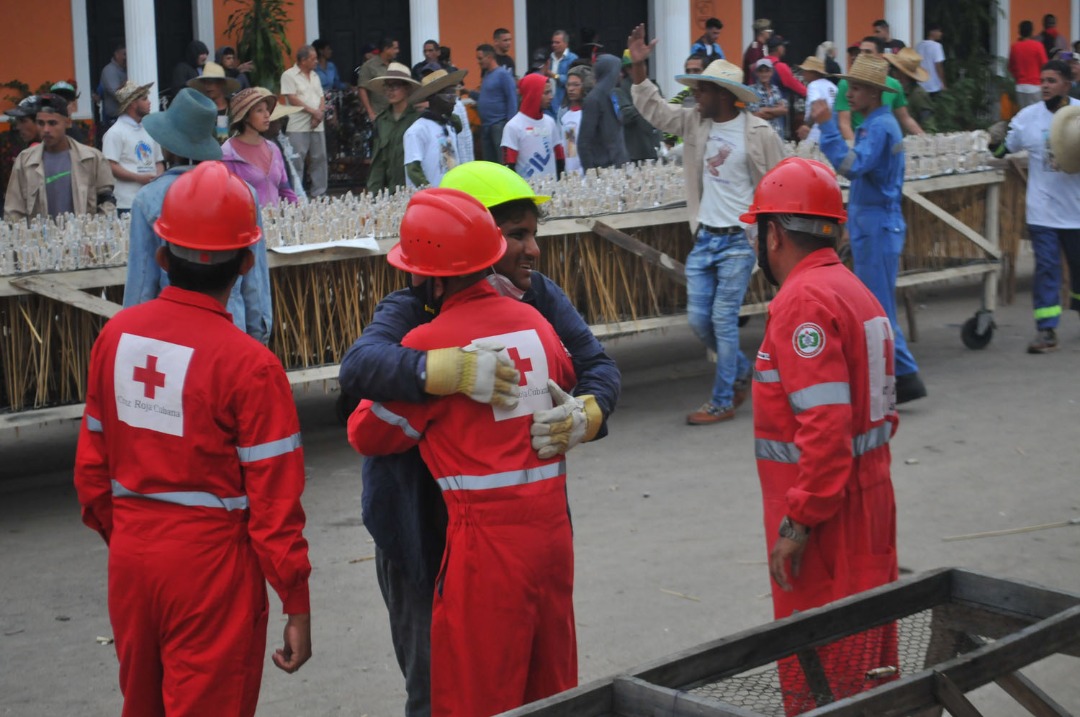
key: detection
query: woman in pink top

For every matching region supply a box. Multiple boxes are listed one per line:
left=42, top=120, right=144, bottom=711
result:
left=222, top=87, right=299, bottom=206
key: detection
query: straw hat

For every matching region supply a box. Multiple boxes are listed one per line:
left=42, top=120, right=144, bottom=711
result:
left=116, top=80, right=154, bottom=113
left=187, top=61, right=242, bottom=95
left=796, top=56, right=829, bottom=76
left=408, top=68, right=468, bottom=104
left=364, top=62, right=421, bottom=93
left=675, top=59, right=760, bottom=104
left=269, top=102, right=303, bottom=123
left=839, top=54, right=892, bottom=92
left=884, top=47, right=930, bottom=82
left=1050, top=105, right=1080, bottom=174
left=229, top=87, right=277, bottom=127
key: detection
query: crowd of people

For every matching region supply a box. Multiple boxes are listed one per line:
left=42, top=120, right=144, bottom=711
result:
left=0, top=15, right=1077, bottom=717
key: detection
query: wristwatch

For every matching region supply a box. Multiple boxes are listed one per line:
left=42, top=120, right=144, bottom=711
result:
left=779, top=516, right=810, bottom=544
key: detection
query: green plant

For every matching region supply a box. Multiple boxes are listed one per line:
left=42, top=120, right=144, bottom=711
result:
left=925, top=0, right=1010, bottom=130
left=225, top=0, right=294, bottom=93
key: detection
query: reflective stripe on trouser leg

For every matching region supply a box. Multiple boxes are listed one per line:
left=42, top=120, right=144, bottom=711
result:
left=109, top=527, right=268, bottom=717
left=1028, top=224, right=1064, bottom=329
left=431, top=487, right=576, bottom=717
left=850, top=211, right=918, bottom=376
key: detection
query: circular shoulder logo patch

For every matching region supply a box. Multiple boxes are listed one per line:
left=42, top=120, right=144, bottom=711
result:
left=792, top=322, right=826, bottom=358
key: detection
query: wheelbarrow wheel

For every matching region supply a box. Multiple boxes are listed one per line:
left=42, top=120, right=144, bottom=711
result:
left=961, top=315, right=993, bottom=350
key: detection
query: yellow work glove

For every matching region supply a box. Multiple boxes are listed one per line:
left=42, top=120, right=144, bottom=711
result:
left=530, top=380, right=603, bottom=459
left=424, top=341, right=520, bottom=409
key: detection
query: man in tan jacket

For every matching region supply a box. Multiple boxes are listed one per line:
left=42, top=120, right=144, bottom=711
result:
left=4, top=94, right=115, bottom=222
left=628, top=24, right=784, bottom=425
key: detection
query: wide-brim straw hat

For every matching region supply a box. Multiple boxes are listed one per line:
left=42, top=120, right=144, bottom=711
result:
left=884, top=47, right=930, bottom=82
left=143, top=87, right=223, bottom=161
left=838, top=54, right=892, bottom=92
left=269, top=102, right=303, bottom=123
left=188, top=61, right=242, bottom=95
left=796, top=56, right=829, bottom=76
left=675, top=59, right=759, bottom=104
left=116, top=80, right=154, bottom=113
left=408, top=68, right=468, bottom=104
left=364, top=62, right=421, bottom=93
left=1050, top=105, right=1080, bottom=174
left=229, top=87, right=277, bottom=126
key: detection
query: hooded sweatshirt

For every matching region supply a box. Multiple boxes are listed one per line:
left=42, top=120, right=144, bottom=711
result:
left=578, top=55, right=629, bottom=170
left=172, top=41, right=209, bottom=98
left=501, top=73, right=565, bottom=178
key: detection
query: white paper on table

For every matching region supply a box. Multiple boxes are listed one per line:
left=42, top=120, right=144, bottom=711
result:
left=269, top=236, right=380, bottom=255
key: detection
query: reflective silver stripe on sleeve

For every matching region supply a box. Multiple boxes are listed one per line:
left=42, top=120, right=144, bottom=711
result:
left=436, top=460, right=567, bottom=492
left=86, top=415, right=103, bottom=433
left=838, top=150, right=857, bottom=177
left=852, top=423, right=892, bottom=456
left=754, top=438, right=801, bottom=464
left=237, top=432, right=302, bottom=463
left=111, top=479, right=249, bottom=511
left=788, top=382, right=851, bottom=414
left=754, top=369, right=781, bottom=383
left=371, top=402, right=422, bottom=440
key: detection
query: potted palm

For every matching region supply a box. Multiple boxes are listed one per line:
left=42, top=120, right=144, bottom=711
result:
left=224, top=0, right=294, bottom=92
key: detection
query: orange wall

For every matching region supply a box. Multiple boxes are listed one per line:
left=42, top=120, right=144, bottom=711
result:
left=441, top=0, right=515, bottom=90
left=1011, top=0, right=1071, bottom=40
left=848, top=0, right=884, bottom=49
left=690, top=0, right=742, bottom=56
left=214, top=0, right=307, bottom=69
left=1, top=0, right=75, bottom=113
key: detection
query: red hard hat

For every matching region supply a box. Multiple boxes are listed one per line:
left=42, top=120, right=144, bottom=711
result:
left=388, top=188, right=507, bottom=277
left=154, top=161, right=262, bottom=251
left=740, top=157, right=847, bottom=224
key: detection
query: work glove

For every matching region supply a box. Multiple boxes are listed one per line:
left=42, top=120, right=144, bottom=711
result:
left=424, top=342, right=520, bottom=409
left=530, top=380, right=603, bottom=459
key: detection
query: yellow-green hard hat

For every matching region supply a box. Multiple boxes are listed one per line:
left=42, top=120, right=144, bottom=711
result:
left=439, top=161, right=550, bottom=208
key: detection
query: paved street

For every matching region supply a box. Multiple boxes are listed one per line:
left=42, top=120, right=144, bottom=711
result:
left=2, top=268, right=1079, bottom=716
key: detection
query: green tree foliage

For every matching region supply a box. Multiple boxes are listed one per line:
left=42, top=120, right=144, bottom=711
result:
left=225, top=0, right=294, bottom=93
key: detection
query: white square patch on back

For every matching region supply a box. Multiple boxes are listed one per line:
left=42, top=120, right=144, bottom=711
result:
left=114, top=333, right=194, bottom=436
left=483, top=329, right=552, bottom=422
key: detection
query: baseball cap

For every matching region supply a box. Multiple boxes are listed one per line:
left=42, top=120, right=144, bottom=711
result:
left=4, top=95, right=41, bottom=119
left=50, top=80, right=80, bottom=101
left=767, top=35, right=789, bottom=49
left=36, top=93, right=70, bottom=117
left=754, top=58, right=774, bottom=70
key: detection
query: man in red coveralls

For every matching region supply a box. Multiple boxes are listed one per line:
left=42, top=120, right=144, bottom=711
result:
left=349, top=187, right=578, bottom=717
left=74, top=161, right=312, bottom=717
left=744, top=158, right=899, bottom=715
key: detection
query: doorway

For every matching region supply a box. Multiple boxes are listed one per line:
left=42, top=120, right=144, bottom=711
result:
left=526, top=1, right=649, bottom=69
left=754, top=0, right=827, bottom=68
left=317, top=1, right=412, bottom=86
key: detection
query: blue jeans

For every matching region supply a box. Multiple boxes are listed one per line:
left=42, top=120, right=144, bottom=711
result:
left=849, top=208, right=919, bottom=377
left=481, top=122, right=506, bottom=163
left=685, top=227, right=755, bottom=408
left=1028, top=225, right=1080, bottom=329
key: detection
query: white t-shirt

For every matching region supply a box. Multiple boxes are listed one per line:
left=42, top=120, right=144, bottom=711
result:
left=501, top=111, right=562, bottom=179
left=915, top=40, right=945, bottom=93
left=697, top=113, right=753, bottom=229
left=804, top=78, right=838, bottom=144
left=560, top=108, right=584, bottom=175
left=101, top=115, right=163, bottom=209
left=1005, top=98, right=1080, bottom=228
left=403, top=117, right=460, bottom=188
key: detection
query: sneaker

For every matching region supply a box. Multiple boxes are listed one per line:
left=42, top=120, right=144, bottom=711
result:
left=1027, top=329, right=1058, bottom=354
left=895, top=372, right=927, bottom=404
left=733, top=372, right=753, bottom=409
left=687, top=402, right=736, bottom=425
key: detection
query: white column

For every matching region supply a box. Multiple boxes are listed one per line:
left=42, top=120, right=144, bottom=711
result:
left=124, top=0, right=159, bottom=111
left=911, top=0, right=924, bottom=48
left=653, top=0, right=689, bottom=98
left=304, top=0, right=319, bottom=44
left=994, top=0, right=1010, bottom=72
left=410, top=0, right=440, bottom=66
left=70, top=0, right=92, bottom=119
left=514, top=0, right=528, bottom=77
left=884, top=0, right=911, bottom=46
left=831, top=0, right=847, bottom=65
left=1072, top=0, right=1079, bottom=50
left=193, top=0, right=215, bottom=55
